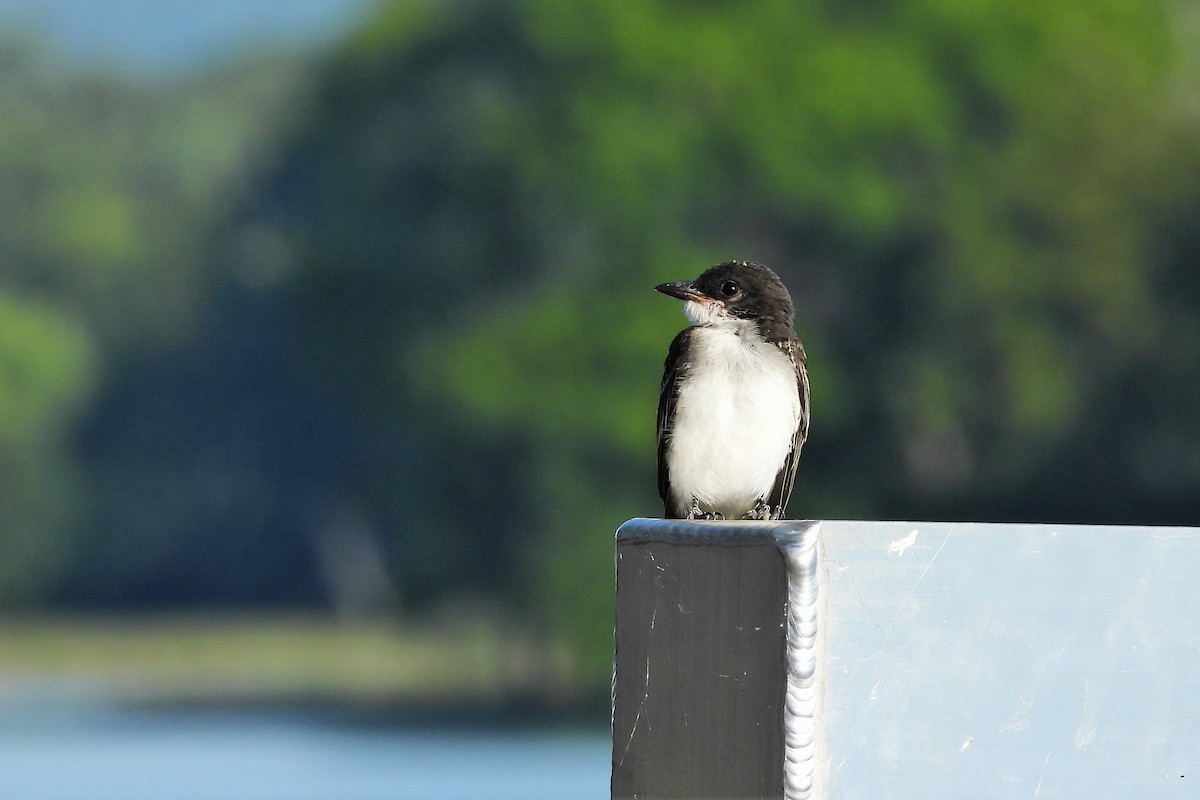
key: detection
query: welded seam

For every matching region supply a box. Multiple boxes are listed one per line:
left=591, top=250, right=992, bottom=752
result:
left=780, top=521, right=823, bottom=800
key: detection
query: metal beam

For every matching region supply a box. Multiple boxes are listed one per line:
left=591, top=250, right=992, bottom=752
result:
left=612, top=519, right=1200, bottom=799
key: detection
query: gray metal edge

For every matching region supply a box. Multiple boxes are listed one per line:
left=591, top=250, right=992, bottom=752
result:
left=616, top=516, right=820, bottom=546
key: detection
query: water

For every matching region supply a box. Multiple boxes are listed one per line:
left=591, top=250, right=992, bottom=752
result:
left=0, top=707, right=610, bottom=799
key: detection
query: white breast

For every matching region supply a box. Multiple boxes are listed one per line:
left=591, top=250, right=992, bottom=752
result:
left=666, top=325, right=801, bottom=518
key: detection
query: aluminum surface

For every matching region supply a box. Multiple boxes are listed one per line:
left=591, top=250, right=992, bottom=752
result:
left=819, top=520, right=1200, bottom=798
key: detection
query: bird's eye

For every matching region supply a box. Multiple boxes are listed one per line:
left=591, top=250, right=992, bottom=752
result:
left=720, top=280, right=740, bottom=298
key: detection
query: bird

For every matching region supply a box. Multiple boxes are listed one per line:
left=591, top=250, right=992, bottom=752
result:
left=655, top=260, right=809, bottom=521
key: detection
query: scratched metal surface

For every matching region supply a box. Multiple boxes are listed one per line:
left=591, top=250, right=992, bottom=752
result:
left=818, top=520, right=1200, bottom=798
left=612, top=520, right=789, bottom=798
left=612, top=518, right=822, bottom=800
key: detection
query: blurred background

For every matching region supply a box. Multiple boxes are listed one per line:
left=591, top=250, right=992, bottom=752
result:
left=1, top=0, right=1199, bottom=795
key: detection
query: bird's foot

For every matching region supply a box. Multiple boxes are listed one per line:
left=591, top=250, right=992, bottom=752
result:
left=686, top=499, right=724, bottom=520
left=741, top=498, right=776, bottom=521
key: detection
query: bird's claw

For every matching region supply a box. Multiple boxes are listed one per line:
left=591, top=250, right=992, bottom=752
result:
left=741, top=498, right=776, bottom=521
left=686, top=498, right=724, bottom=520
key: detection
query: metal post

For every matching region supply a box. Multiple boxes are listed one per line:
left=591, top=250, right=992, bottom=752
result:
left=612, top=518, right=1200, bottom=799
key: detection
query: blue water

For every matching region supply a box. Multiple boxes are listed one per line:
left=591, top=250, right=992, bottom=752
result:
left=0, top=707, right=610, bottom=799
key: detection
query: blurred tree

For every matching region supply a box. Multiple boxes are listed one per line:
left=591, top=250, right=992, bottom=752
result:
left=0, top=38, right=302, bottom=349
left=59, top=52, right=340, bottom=608
left=234, top=0, right=1199, bottom=685
left=0, top=36, right=324, bottom=607
left=4, top=0, right=1200, bottom=700
left=0, top=291, right=95, bottom=603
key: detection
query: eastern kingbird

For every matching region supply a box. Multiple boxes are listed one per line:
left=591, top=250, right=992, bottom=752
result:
left=655, top=261, right=809, bottom=520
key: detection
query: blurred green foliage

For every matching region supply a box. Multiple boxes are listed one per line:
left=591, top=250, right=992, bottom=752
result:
left=3, top=1, right=1200, bottom=694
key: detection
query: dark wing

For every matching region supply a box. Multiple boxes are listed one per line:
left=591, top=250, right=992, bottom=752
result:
left=657, top=328, right=692, bottom=517
left=766, top=337, right=809, bottom=519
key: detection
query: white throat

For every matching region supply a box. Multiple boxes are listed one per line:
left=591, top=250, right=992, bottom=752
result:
left=683, top=299, right=741, bottom=328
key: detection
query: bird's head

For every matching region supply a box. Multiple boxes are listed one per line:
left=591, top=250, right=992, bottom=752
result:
left=655, top=261, right=795, bottom=332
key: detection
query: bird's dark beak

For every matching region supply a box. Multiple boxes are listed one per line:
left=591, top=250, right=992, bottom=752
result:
left=655, top=281, right=708, bottom=303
